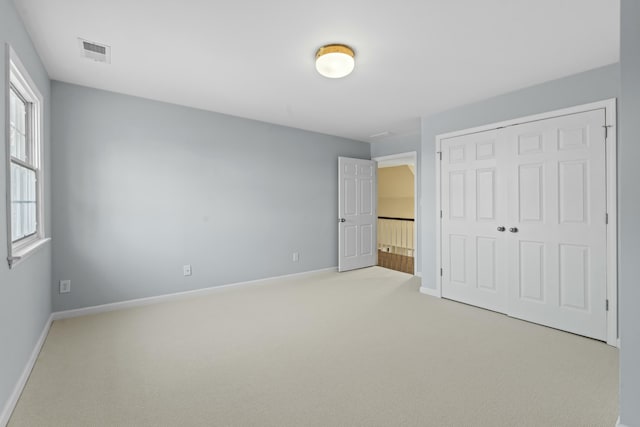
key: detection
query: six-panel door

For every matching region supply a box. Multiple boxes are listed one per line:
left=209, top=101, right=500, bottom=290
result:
left=338, top=157, right=377, bottom=272
left=504, top=110, right=607, bottom=341
left=441, top=129, right=508, bottom=313
left=440, top=109, right=608, bottom=341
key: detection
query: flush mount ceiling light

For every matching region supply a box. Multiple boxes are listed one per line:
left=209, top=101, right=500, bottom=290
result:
left=315, top=44, right=355, bottom=78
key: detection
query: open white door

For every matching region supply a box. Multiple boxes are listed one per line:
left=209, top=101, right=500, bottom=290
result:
left=338, top=157, right=377, bottom=272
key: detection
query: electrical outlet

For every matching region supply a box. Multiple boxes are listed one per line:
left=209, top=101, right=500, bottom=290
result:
left=183, top=264, right=192, bottom=276
left=292, top=252, right=299, bottom=262
left=59, top=280, right=71, bottom=294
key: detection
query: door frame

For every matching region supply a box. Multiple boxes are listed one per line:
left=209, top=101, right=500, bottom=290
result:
left=372, top=151, right=419, bottom=276
left=433, top=99, right=618, bottom=347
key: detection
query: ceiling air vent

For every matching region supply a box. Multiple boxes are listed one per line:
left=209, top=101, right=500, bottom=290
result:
left=369, top=131, right=393, bottom=139
left=78, top=38, right=111, bottom=63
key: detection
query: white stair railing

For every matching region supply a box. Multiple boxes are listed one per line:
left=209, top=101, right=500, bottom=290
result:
left=377, top=217, right=414, bottom=257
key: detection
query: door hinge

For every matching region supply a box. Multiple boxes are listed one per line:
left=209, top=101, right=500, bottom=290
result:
left=606, top=299, right=609, bottom=311
left=437, top=151, right=442, bottom=161
left=603, top=125, right=612, bottom=139
left=440, top=268, right=443, bottom=276
left=440, top=210, right=443, bottom=218
left=606, top=213, right=609, bottom=224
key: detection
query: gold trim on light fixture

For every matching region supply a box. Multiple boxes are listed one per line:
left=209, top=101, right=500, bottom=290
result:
left=315, top=44, right=355, bottom=78
left=315, top=44, right=355, bottom=60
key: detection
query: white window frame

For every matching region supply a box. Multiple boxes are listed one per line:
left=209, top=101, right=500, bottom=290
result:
left=5, top=44, right=49, bottom=268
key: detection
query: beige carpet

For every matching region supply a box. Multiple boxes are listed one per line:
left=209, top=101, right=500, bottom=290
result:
left=9, top=267, right=618, bottom=426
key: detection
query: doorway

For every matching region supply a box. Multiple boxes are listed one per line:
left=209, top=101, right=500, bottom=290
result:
left=374, top=152, right=417, bottom=275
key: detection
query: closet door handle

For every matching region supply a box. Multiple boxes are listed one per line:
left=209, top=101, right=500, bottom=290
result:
left=497, top=226, right=506, bottom=232
left=509, top=227, right=518, bottom=233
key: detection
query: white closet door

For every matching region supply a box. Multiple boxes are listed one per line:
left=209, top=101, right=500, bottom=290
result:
left=504, top=109, right=607, bottom=340
left=441, top=129, right=508, bottom=313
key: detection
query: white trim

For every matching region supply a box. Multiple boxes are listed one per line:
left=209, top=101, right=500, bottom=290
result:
left=435, top=142, right=442, bottom=298
left=8, top=237, right=51, bottom=269
left=0, top=314, right=53, bottom=427
left=603, top=100, right=618, bottom=347
left=616, top=417, right=628, bottom=427
left=5, top=43, right=47, bottom=270
left=436, top=99, right=617, bottom=142
left=419, top=285, right=440, bottom=297
left=375, top=151, right=417, bottom=168
left=435, top=99, right=618, bottom=347
left=373, top=152, right=418, bottom=162
left=1, top=267, right=336, bottom=425
left=372, top=151, right=419, bottom=276
left=3, top=45, right=10, bottom=270
left=52, top=267, right=338, bottom=320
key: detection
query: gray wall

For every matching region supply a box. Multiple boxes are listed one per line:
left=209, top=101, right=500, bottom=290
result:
left=420, top=63, right=620, bottom=289
left=619, top=1, right=640, bottom=425
left=51, top=82, right=370, bottom=311
left=371, top=133, right=422, bottom=274
left=370, top=134, right=419, bottom=158
left=0, top=0, right=52, bottom=417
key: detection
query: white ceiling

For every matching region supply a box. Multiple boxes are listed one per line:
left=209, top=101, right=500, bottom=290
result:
left=14, top=0, right=619, bottom=142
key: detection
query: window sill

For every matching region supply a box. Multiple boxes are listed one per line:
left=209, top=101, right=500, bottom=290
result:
left=8, top=237, right=51, bottom=269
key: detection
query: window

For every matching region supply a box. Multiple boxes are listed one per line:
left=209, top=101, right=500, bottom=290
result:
left=6, top=46, right=47, bottom=268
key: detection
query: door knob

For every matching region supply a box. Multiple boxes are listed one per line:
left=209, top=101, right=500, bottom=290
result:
left=509, top=227, right=518, bottom=233
left=339, top=218, right=346, bottom=223
left=497, top=226, right=506, bottom=232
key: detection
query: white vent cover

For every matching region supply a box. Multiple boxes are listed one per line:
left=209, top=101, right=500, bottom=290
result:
left=368, top=130, right=392, bottom=139
left=78, top=38, right=111, bottom=63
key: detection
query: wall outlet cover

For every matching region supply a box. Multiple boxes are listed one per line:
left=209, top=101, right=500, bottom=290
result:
left=59, top=280, right=71, bottom=294
left=183, top=265, right=192, bottom=276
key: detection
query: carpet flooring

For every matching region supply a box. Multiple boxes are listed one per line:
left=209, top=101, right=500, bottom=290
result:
left=9, top=267, right=619, bottom=426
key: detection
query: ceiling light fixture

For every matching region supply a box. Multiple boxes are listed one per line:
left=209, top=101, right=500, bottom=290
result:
left=315, top=44, right=355, bottom=79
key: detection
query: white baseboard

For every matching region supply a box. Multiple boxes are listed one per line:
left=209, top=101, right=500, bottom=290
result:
left=52, top=267, right=338, bottom=321
left=2, top=267, right=338, bottom=426
left=419, top=285, right=441, bottom=297
left=617, top=416, right=628, bottom=427
left=0, top=313, right=53, bottom=427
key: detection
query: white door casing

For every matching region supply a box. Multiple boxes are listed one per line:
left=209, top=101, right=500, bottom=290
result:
left=338, top=157, right=377, bottom=272
left=373, top=151, right=419, bottom=275
left=436, top=101, right=616, bottom=344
